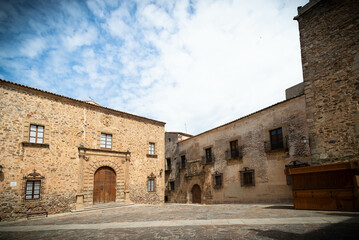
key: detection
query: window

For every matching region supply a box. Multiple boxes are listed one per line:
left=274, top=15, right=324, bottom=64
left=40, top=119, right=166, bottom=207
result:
left=25, top=180, right=41, bottom=200
left=148, top=178, right=155, bottom=192
left=29, top=124, right=44, bottom=143
left=181, top=155, right=186, bottom=169
left=166, top=158, right=171, bottom=171
left=169, top=181, right=175, bottom=191
left=270, top=128, right=283, bottom=150
left=213, top=172, right=223, bottom=189
left=101, top=133, right=112, bottom=149
left=148, top=142, right=155, bottom=155
left=205, top=148, right=212, bottom=163
left=230, top=140, right=239, bottom=159
left=240, top=167, right=255, bottom=187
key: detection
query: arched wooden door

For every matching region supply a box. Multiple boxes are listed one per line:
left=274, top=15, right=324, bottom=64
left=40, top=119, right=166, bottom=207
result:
left=192, top=184, right=201, bottom=204
left=93, top=167, right=116, bottom=204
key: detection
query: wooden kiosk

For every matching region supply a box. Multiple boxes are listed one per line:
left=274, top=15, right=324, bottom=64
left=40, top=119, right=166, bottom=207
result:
left=285, top=161, right=359, bottom=211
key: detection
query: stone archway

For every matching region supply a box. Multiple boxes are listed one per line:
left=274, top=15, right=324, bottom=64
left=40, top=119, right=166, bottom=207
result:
left=93, top=166, right=116, bottom=204
left=192, top=184, right=201, bottom=204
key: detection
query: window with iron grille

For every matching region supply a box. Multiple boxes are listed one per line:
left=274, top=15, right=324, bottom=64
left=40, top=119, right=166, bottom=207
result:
left=181, top=155, right=186, bottom=169
left=240, top=168, right=255, bottom=187
left=169, top=181, right=175, bottom=191
left=213, top=172, right=223, bottom=189
left=148, top=142, right=155, bottom=155
left=270, top=128, right=283, bottom=150
left=29, top=124, right=44, bottom=143
left=148, top=178, right=155, bottom=192
left=100, top=133, right=112, bottom=149
left=25, top=180, right=41, bottom=200
left=230, top=140, right=239, bottom=159
left=205, top=148, right=212, bottom=163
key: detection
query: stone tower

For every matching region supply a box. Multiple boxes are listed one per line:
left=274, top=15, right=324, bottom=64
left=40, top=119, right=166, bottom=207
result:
left=295, top=0, right=359, bottom=164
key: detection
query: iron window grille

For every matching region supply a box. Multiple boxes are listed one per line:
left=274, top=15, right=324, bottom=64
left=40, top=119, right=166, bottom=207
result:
left=25, top=180, right=41, bottom=200
left=100, top=133, right=112, bottom=149
left=240, top=167, right=255, bottom=187
left=29, top=124, right=44, bottom=143
left=212, top=172, right=223, bottom=189
left=202, top=148, right=215, bottom=164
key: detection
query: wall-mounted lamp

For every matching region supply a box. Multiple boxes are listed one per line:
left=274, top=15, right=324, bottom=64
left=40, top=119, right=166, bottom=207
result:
left=0, top=165, right=3, bottom=172
left=159, top=169, right=163, bottom=177
left=301, top=136, right=308, bottom=144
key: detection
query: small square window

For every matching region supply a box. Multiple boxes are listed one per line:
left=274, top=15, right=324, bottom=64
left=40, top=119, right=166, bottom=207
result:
left=25, top=180, right=41, bottom=200
left=29, top=124, right=44, bottom=144
left=148, top=178, right=155, bottom=192
left=101, top=133, right=112, bottom=149
left=149, top=142, right=155, bottom=155
left=240, top=168, right=255, bottom=187
left=213, top=172, right=223, bottom=189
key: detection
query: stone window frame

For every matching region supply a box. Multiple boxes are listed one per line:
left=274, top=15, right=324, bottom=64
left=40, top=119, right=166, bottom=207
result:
left=202, top=145, right=214, bottom=164
left=29, top=124, right=44, bottom=143
left=25, top=180, right=41, bottom=200
left=23, top=169, right=45, bottom=201
left=225, top=137, right=243, bottom=160
left=100, top=132, right=112, bottom=149
left=22, top=120, right=50, bottom=146
left=147, top=172, right=156, bottom=192
left=212, top=171, right=223, bottom=189
left=264, top=124, right=289, bottom=153
left=240, top=167, right=255, bottom=187
left=147, top=142, right=158, bottom=158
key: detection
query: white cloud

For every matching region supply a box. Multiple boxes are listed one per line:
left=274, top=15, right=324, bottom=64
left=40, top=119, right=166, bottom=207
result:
left=62, top=26, right=98, bottom=52
left=19, top=37, right=47, bottom=58
left=104, top=0, right=309, bottom=134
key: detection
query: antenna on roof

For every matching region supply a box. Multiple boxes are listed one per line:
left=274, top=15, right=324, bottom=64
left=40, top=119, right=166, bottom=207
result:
left=89, top=96, right=94, bottom=101
left=185, top=123, right=187, bottom=133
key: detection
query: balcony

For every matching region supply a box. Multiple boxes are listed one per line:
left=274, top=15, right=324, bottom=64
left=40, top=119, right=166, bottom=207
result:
left=225, top=146, right=243, bottom=160
left=201, top=154, right=215, bottom=164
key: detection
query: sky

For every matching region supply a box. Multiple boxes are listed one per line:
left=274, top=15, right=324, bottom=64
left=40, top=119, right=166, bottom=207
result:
left=0, top=0, right=309, bottom=135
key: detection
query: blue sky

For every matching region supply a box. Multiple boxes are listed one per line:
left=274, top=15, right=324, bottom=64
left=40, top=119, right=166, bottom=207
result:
left=0, top=0, right=309, bottom=135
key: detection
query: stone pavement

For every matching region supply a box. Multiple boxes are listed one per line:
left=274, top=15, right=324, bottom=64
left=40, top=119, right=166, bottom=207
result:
left=0, top=203, right=358, bottom=239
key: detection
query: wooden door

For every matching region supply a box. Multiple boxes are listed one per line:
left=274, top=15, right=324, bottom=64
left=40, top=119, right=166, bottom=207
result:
left=192, top=184, right=201, bottom=204
left=93, top=167, right=116, bottom=204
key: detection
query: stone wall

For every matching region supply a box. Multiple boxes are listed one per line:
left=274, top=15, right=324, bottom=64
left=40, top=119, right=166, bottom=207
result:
left=0, top=80, right=165, bottom=221
left=167, top=95, right=310, bottom=204
left=296, top=0, right=359, bottom=164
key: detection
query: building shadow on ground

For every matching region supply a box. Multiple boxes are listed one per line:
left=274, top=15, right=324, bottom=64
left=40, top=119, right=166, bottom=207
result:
left=250, top=219, right=359, bottom=240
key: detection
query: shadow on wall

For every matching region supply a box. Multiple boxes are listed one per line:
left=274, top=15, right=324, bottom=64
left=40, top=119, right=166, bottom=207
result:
left=251, top=218, right=359, bottom=240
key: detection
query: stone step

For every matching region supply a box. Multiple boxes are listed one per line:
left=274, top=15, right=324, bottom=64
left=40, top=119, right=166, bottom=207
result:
left=71, top=202, right=133, bottom=213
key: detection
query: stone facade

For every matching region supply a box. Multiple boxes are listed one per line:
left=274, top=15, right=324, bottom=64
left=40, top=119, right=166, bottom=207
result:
left=165, top=95, right=310, bottom=204
left=0, top=80, right=165, bottom=221
left=295, top=0, right=359, bottom=164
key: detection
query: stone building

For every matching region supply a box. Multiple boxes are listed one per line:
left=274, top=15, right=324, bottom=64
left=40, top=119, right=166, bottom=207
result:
left=165, top=0, right=359, bottom=204
left=0, top=80, right=165, bottom=221
left=165, top=87, right=310, bottom=204
left=295, top=0, right=359, bottom=164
